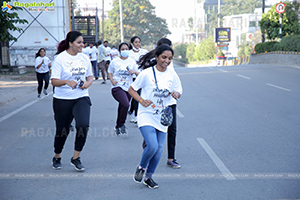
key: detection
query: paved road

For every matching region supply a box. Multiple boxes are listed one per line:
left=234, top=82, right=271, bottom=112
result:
left=0, top=64, right=299, bottom=200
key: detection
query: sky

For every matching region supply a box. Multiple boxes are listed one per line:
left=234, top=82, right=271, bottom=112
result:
left=76, top=0, right=283, bottom=43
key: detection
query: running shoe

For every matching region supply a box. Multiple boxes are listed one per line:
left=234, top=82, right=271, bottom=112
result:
left=120, top=124, right=127, bottom=134
left=52, top=157, right=62, bottom=170
left=167, top=159, right=181, bottom=169
left=143, top=178, right=159, bottom=189
left=133, top=166, right=145, bottom=183
left=70, top=157, right=85, bottom=172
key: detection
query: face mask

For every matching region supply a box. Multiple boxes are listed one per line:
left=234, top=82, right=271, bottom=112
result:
left=120, top=50, right=129, bottom=58
left=132, top=44, right=140, bottom=51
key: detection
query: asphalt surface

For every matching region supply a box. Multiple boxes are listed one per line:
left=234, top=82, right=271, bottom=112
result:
left=0, top=64, right=300, bottom=200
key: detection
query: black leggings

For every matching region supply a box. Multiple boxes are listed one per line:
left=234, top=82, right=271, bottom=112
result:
left=36, top=72, right=49, bottom=94
left=167, top=104, right=177, bottom=160
left=53, top=97, right=92, bottom=154
left=129, top=89, right=141, bottom=116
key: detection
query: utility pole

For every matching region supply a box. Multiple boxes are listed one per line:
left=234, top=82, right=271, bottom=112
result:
left=195, top=0, right=199, bottom=45
left=119, top=0, right=124, bottom=42
left=71, top=0, right=75, bottom=31
left=262, top=0, right=265, bottom=43
left=218, top=0, right=221, bottom=27
left=102, top=0, right=104, bottom=41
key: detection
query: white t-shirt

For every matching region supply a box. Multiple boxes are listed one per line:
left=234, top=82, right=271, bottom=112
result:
left=89, top=46, right=98, bottom=61
left=82, top=46, right=90, bottom=57
left=50, top=51, right=93, bottom=100
left=131, top=66, right=182, bottom=132
left=129, top=48, right=148, bottom=63
left=35, top=56, right=51, bottom=73
left=104, top=46, right=111, bottom=61
left=108, top=57, right=138, bottom=91
left=110, top=48, right=119, bottom=60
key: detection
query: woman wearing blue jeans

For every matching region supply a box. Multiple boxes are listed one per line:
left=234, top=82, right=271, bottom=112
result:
left=129, top=44, right=182, bottom=189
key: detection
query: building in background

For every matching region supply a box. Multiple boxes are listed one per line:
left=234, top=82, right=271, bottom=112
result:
left=8, top=0, right=70, bottom=67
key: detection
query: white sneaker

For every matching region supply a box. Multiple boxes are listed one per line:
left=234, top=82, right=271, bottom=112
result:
left=129, top=113, right=135, bottom=123
left=133, top=115, right=137, bottom=124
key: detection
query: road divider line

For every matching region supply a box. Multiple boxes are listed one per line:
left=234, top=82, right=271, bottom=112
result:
left=266, top=83, right=291, bottom=92
left=197, top=138, right=236, bottom=181
left=176, top=108, right=184, bottom=118
left=0, top=92, right=53, bottom=123
left=237, top=74, right=251, bottom=80
left=218, top=69, right=228, bottom=73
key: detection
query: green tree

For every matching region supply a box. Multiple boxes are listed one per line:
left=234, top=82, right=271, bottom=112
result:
left=237, top=34, right=253, bottom=56
left=221, top=0, right=261, bottom=16
left=0, top=0, right=28, bottom=68
left=173, top=43, right=188, bottom=63
left=186, top=43, right=196, bottom=63
left=187, top=17, right=194, bottom=31
left=193, top=36, right=215, bottom=61
left=205, top=0, right=261, bottom=36
left=259, top=1, right=300, bottom=40
left=0, top=0, right=28, bottom=42
left=104, top=0, right=170, bottom=46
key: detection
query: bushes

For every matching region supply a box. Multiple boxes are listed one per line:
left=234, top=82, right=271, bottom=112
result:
left=173, top=43, right=188, bottom=63
left=279, top=35, right=300, bottom=51
left=255, top=35, right=300, bottom=54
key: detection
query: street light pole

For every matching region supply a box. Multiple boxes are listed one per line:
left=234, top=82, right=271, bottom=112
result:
left=218, top=0, right=221, bottom=27
left=262, top=0, right=265, bottom=43
left=119, top=0, right=124, bottom=42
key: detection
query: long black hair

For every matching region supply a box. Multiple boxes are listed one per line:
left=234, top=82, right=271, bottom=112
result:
left=129, top=36, right=141, bottom=50
left=137, top=38, right=172, bottom=69
left=118, top=42, right=130, bottom=52
left=35, top=48, right=46, bottom=58
left=56, top=31, right=82, bottom=55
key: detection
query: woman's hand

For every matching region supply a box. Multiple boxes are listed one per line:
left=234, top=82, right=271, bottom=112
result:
left=171, top=91, right=181, bottom=100
left=80, top=76, right=94, bottom=89
left=140, top=99, right=153, bottom=108
left=66, top=80, right=78, bottom=89
left=111, top=80, right=118, bottom=86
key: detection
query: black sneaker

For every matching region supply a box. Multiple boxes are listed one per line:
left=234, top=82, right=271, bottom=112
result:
left=142, top=140, right=147, bottom=149
left=43, top=90, right=48, bottom=95
left=70, top=157, right=85, bottom=172
left=143, top=178, right=159, bottom=189
left=120, top=124, right=127, bottom=134
left=52, top=157, right=62, bottom=170
left=133, top=166, right=145, bottom=183
left=115, top=127, right=121, bottom=136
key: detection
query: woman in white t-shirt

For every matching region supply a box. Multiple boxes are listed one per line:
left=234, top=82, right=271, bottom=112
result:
left=88, top=43, right=98, bottom=79
left=108, top=42, right=139, bottom=135
left=128, top=36, right=148, bottom=123
left=50, top=31, right=94, bottom=172
left=35, top=48, right=51, bottom=98
left=129, top=44, right=182, bottom=189
left=139, top=38, right=182, bottom=169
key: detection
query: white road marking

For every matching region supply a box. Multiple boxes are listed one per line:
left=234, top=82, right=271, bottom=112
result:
left=266, top=83, right=292, bottom=92
left=237, top=74, right=251, bottom=80
left=176, top=108, right=184, bottom=118
left=219, top=69, right=228, bottom=73
left=197, top=138, right=236, bottom=181
left=289, top=66, right=300, bottom=70
left=0, top=92, right=53, bottom=123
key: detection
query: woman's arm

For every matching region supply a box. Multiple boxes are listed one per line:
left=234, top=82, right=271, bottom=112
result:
left=81, top=75, right=94, bottom=89
left=128, top=86, right=152, bottom=107
left=51, top=78, right=78, bottom=89
left=36, top=59, right=44, bottom=69
left=108, top=73, right=117, bottom=86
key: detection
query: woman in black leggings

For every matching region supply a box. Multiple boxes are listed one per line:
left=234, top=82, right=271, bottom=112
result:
left=50, top=31, right=94, bottom=171
left=35, top=48, right=51, bottom=98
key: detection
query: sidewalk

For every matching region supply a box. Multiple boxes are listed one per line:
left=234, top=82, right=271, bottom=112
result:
left=0, top=73, right=37, bottom=107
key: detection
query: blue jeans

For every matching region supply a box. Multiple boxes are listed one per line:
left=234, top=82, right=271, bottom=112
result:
left=139, top=126, right=167, bottom=179
left=91, top=60, right=97, bottom=78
